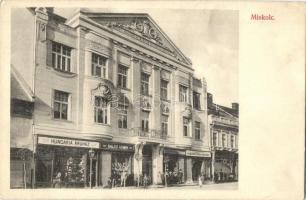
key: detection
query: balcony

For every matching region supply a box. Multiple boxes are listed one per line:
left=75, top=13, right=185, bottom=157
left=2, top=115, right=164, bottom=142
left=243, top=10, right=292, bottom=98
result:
left=137, top=129, right=168, bottom=140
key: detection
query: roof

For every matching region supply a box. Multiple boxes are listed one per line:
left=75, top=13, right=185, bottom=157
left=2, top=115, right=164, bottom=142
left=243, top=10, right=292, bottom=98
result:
left=208, top=103, right=239, bottom=118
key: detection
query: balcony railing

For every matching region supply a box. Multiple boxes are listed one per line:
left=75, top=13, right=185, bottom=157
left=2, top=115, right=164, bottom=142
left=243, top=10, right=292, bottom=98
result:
left=136, top=128, right=168, bottom=140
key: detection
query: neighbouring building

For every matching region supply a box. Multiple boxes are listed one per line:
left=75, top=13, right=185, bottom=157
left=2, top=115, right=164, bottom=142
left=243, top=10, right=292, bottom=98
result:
left=10, top=8, right=211, bottom=188
left=207, top=93, right=239, bottom=182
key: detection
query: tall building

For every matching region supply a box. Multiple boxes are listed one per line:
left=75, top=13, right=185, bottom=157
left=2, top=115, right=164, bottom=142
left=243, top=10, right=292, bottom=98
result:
left=207, top=93, right=239, bottom=182
left=10, top=8, right=211, bottom=188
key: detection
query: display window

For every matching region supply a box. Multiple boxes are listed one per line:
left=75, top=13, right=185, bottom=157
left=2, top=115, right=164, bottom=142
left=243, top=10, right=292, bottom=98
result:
left=111, top=152, right=133, bottom=186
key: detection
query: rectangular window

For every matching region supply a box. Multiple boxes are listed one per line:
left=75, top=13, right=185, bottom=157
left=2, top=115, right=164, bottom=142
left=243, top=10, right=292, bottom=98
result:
left=117, top=64, right=128, bottom=88
left=118, top=96, right=128, bottom=129
left=160, top=79, right=168, bottom=100
left=141, top=112, right=149, bottom=132
left=161, top=115, right=168, bottom=136
left=141, top=73, right=150, bottom=96
left=231, top=135, right=234, bottom=148
left=195, top=121, right=201, bottom=140
left=179, top=85, right=188, bottom=102
left=213, top=132, right=217, bottom=146
left=94, top=96, right=108, bottom=124
left=193, top=92, right=201, bottom=110
left=92, top=53, right=107, bottom=78
left=222, top=134, right=226, bottom=147
left=52, top=42, right=72, bottom=72
left=183, top=117, right=189, bottom=137
left=53, top=90, right=69, bottom=120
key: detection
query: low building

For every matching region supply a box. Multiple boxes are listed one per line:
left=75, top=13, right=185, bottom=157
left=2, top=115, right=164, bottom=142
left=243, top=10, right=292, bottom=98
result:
left=208, top=93, right=239, bottom=182
left=11, top=8, right=211, bottom=188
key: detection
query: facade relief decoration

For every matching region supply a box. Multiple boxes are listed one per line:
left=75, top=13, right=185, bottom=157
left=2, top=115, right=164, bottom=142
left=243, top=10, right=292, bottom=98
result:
left=86, top=40, right=112, bottom=56
left=161, top=102, right=170, bottom=115
left=90, top=80, right=117, bottom=106
left=182, top=105, right=192, bottom=118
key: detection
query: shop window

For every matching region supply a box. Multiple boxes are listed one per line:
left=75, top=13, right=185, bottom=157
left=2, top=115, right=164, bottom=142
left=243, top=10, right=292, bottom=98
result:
left=141, top=111, right=149, bottom=132
left=160, top=79, right=168, bottom=100
left=161, top=115, right=168, bottom=136
left=52, top=42, right=72, bottom=72
left=141, top=72, right=150, bottom=96
left=118, top=95, right=128, bottom=129
left=94, top=96, right=108, bottom=124
left=92, top=53, right=107, bottom=78
left=111, top=152, right=133, bottom=186
left=53, top=90, right=70, bottom=120
left=183, top=117, right=190, bottom=137
left=193, top=92, right=201, bottom=110
left=179, top=85, right=188, bottom=102
left=195, top=121, right=201, bottom=140
left=117, top=64, right=128, bottom=89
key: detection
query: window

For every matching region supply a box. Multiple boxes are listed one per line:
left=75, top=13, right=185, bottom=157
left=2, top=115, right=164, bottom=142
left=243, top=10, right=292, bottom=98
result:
left=183, top=117, right=189, bottom=137
left=52, top=42, right=72, bottom=72
left=231, top=135, right=234, bottom=148
left=213, top=132, right=217, bottom=146
left=195, top=121, right=201, bottom=140
left=161, top=115, right=168, bottom=136
left=179, top=85, right=188, bottom=102
left=160, top=79, right=168, bottom=100
left=141, top=73, right=150, bottom=96
left=53, top=90, right=69, bottom=120
left=193, top=92, right=201, bottom=110
left=222, top=134, right=226, bottom=147
left=141, top=112, right=149, bottom=132
left=118, top=96, right=128, bottom=129
left=92, top=53, right=107, bottom=78
left=94, top=96, right=108, bottom=124
left=117, top=64, right=128, bottom=88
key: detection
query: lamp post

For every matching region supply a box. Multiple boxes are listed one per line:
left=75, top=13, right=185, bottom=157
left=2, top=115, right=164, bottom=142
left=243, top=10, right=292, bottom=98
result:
left=88, top=149, right=95, bottom=188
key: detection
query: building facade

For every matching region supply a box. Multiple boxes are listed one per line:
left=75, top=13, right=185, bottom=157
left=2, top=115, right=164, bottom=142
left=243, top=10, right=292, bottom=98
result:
left=207, top=93, right=239, bottom=182
left=11, top=8, right=212, bottom=188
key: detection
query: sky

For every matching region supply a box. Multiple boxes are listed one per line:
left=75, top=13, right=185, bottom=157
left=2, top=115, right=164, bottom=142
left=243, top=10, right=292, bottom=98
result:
left=55, top=8, right=238, bottom=107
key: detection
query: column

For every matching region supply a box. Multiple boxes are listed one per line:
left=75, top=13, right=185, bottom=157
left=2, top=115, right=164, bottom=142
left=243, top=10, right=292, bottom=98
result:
left=152, top=144, right=163, bottom=185
left=178, top=156, right=185, bottom=182
left=185, top=157, right=193, bottom=184
left=131, top=57, right=141, bottom=130
left=211, top=151, right=215, bottom=182
left=100, top=151, right=111, bottom=186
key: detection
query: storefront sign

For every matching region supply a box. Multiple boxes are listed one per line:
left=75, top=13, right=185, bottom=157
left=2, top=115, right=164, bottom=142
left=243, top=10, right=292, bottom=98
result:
left=164, top=149, right=185, bottom=156
left=101, top=143, right=134, bottom=151
left=38, top=136, right=100, bottom=149
left=186, top=150, right=211, bottom=157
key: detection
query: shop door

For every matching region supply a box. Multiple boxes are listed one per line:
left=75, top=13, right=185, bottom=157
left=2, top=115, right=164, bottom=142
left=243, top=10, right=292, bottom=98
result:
left=192, top=160, right=202, bottom=181
left=142, top=145, right=152, bottom=185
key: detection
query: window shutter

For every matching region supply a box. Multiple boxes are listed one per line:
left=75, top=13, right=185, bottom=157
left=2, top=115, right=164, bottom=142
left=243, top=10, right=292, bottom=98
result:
left=46, top=40, right=53, bottom=67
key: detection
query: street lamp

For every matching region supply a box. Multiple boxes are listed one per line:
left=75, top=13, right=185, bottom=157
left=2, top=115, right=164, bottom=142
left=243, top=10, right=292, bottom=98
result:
left=88, top=149, right=95, bottom=188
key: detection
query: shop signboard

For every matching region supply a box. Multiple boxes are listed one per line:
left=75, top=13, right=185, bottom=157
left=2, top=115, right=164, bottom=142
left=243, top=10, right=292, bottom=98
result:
left=38, top=136, right=100, bottom=149
left=164, top=148, right=186, bottom=156
left=186, top=150, right=211, bottom=157
left=101, top=143, right=134, bottom=151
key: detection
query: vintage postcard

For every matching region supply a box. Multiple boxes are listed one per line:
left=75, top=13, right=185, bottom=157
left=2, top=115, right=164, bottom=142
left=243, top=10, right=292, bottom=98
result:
left=0, top=1, right=304, bottom=200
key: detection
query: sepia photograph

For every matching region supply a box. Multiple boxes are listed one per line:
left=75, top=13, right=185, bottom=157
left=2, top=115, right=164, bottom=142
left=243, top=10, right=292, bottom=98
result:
left=10, top=7, right=239, bottom=190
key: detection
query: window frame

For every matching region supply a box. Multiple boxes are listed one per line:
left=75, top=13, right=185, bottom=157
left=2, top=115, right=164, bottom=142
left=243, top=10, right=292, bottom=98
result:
left=183, top=117, right=190, bottom=137
left=179, top=85, right=188, bottom=103
left=195, top=121, right=201, bottom=140
left=118, top=96, right=128, bottom=129
left=117, top=64, right=128, bottom=89
left=222, top=134, right=226, bottom=147
left=193, top=91, right=201, bottom=110
left=160, top=79, right=168, bottom=100
left=53, top=90, right=70, bottom=120
left=213, top=132, right=217, bottom=146
left=92, top=53, right=108, bottom=78
left=94, top=96, right=109, bottom=125
left=141, top=111, right=149, bottom=132
left=161, top=114, right=168, bottom=136
left=141, top=72, right=150, bottom=96
left=51, top=42, right=72, bottom=72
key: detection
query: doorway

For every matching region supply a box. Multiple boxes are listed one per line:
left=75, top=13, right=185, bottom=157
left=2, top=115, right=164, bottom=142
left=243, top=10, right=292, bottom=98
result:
left=142, top=145, right=152, bottom=185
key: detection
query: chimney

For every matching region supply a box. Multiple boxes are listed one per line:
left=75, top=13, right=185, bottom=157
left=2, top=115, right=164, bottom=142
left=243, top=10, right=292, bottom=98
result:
left=232, top=103, right=239, bottom=111
left=207, top=93, right=213, bottom=106
left=46, top=7, right=54, bottom=13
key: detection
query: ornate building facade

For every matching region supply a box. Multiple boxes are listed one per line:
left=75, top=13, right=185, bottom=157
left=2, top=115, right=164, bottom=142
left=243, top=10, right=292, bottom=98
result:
left=208, top=93, right=239, bottom=182
left=10, top=8, right=212, bottom=188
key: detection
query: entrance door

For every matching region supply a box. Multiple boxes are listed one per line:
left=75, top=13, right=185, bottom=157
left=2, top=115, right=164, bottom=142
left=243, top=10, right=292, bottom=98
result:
left=142, top=145, right=152, bottom=185
left=192, top=159, right=202, bottom=181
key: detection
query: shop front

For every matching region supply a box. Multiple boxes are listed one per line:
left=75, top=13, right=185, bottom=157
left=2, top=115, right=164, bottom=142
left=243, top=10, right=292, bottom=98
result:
left=185, top=150, right=211, bottom=182
left=214, top=150, right=238, bottom=182
left=35, top=136, right=100, bottom=188
left=163, top=148, right=186, bottom=185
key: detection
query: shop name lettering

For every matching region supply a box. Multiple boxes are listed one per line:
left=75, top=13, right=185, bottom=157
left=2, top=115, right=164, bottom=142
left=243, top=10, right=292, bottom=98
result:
left=50, top=138, right=91, bottom=147
left=102, top=144, right=133, bottom=150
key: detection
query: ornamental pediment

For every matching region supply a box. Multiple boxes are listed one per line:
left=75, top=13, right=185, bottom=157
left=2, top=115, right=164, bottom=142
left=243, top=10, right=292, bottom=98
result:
left=84, top=13, right=192, bottom=66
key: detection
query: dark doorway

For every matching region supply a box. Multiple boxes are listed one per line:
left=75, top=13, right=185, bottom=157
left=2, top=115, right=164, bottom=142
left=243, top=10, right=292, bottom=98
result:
left=142, top=145, right=152, bottom=185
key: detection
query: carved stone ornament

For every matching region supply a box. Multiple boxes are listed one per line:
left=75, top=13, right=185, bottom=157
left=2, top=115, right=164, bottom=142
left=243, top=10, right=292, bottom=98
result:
left=91, top=82, right=113, bottom=104
left=183, top=105, right=192, bottom=118
left=141, top=98, right=151, bottom=111
left=161, top=103, right=169, bottom=115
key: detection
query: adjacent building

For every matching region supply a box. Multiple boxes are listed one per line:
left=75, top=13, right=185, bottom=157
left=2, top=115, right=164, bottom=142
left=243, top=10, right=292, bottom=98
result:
left=208, top=93, right=239, bottom=182
left=11, top=8, right=213, bottom=188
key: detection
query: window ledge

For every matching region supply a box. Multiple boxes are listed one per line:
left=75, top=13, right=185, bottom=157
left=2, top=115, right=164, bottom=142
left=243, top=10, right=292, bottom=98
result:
left=94, top=123, right=111, bottom=127
left=48, top=67, right=77, bottom=78
left=51, top=118, right=73, bottom=123
left=161, top=98, right=171, bottom=103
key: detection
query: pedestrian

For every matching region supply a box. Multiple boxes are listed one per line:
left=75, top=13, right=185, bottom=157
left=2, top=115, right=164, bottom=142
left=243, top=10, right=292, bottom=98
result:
left=201, top=173, right=205, bottom=185
left=53, top=172, right=62, bottom=188
left=198, top=175, right=202, bottom=188
left=178, top=169, right=183, bottom=184
left=143, top=174, right=148, bottom=188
